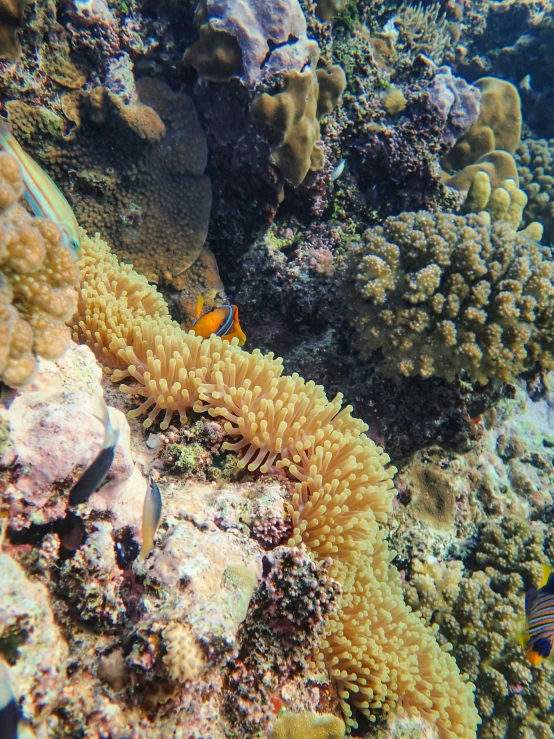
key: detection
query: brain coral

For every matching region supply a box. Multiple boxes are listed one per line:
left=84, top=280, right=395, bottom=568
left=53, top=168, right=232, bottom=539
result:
left=73, top=232, right=479, bottom=737
left=344, top=210, right=554, bottom=383
left=5, top=78, right=213, bottom=290
left=0, top=152, right=79, bottom=387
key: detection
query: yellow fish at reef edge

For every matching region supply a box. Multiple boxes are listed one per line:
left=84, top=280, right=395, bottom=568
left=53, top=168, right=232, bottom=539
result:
left=191, top=296, right=246, bottom=345
left=517, top=563, right=554, bottom=666
left=0, top=119, right=81, bottom=256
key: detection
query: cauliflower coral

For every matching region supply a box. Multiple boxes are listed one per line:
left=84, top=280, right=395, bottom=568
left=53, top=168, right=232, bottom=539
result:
left=344, top=210, right=554, bottom=383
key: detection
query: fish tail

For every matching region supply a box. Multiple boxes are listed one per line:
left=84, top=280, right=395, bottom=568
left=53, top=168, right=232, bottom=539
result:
left=541, top=563, right=552, bottom=587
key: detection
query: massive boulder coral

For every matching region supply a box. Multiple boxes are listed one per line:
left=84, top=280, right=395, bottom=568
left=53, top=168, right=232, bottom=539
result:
left=0, top=152, right=79, bottom=387
left=441, top=77, right=529, bottom=226
left=343, top=210, right=554, bottom=383
left=72, top=231, right=479, bottom=736
left=442, top=77, right=522, bottom=173
left=5, top=78, right=215, bottom=292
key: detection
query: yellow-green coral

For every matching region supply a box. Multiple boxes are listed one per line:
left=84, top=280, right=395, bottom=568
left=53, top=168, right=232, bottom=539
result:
left=344, top=210, right=554, bottom=383
left=73, top=232, right=479, bottom=737
left=0, top=152, right=79, bottom=387
left=270, top=711, right=345, bottom=738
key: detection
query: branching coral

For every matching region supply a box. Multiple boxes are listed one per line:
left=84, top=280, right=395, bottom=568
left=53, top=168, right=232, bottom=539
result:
left=0, top=152, right=79, bottom=387
left=516, top=137, right=554, bottom=245
left=395, top=2, right=452, bottom=65
left=73, top=233, right=479, bottom=737
left=437, top=519, right=554, bottom=739
left=344, top=210, right=554, bottom=383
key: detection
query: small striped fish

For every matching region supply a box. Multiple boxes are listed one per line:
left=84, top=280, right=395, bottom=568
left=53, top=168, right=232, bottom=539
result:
left=0, top=119, right=81, bottom=256
left=519, top=564, right=554, bottom=666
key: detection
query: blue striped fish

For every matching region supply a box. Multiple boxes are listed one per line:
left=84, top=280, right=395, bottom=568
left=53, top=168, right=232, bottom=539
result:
left=518, top=564, right=554, bottom=666
left=0, top=119, right=81, bottom=257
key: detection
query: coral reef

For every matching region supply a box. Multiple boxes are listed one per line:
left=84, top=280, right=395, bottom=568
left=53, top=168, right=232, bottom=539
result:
left=0, top=552, right=69, bottom=727
left=344, top=210, right=554, bottom=383
left=1, top=340, right=341, bottom=737
left=443, top=77, right=522, bottom=173
left=71, top=233, right=479, bottom=734
left=1, top=340, right=141, bottom=532
left=394, top=3, right=452, bottom=65
left=0, top=151, right=79, bottom=387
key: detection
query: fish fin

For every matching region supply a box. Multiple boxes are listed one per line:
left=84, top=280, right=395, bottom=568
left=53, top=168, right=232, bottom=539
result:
left=541, top=572, right=554, bottom=596
left=540, top=564, right=552, bottom=588
left=516, top=629, right=529, bottom=650
left=525, top=587, right=539, bottom=616
left=195, top=295, right=205, bottom=320
left=231, top=305, right=246, bottom=345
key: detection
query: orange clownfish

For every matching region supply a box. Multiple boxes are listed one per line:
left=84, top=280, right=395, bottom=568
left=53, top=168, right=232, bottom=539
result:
left=517, top=563, right=554, bottom=666
left=191, top=296, right=246, bottom=345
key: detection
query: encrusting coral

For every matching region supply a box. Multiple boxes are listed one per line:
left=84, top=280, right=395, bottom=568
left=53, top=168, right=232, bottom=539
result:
left=73, top=231, right=479, bottom=737
left=344, top=210, right=554, bottom=383
left=0, top=152, right=79, bottom=387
